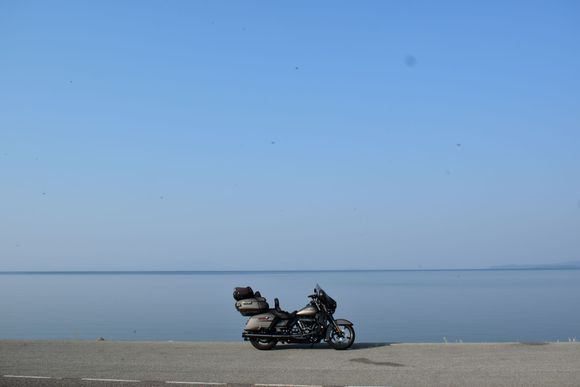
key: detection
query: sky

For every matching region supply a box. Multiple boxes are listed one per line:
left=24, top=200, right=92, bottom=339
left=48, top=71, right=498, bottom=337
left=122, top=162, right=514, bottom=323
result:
left=1, top=1, right=579, bottom=270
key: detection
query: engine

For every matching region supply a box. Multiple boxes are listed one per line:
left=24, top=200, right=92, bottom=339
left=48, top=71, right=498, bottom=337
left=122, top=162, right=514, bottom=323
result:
left=291, top=318, right=319, bottom=336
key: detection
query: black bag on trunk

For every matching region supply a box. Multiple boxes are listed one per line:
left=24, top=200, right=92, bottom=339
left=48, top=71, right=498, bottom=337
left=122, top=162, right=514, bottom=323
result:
left=233, top=286, right=254, bottom=301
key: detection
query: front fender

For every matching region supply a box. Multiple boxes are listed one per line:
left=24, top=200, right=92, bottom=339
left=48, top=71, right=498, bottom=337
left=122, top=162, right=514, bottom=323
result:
left=334, top=318, right=353, bottom=326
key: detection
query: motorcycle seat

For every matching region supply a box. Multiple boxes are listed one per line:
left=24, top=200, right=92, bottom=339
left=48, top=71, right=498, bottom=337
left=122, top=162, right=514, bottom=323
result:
left=271, top=309, right=296, bottom=320
left=273, top=298, right=297, bottom=319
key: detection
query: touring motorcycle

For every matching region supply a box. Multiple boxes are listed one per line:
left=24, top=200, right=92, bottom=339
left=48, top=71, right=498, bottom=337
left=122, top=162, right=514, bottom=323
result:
left=233, top=284, right=355, bottom=350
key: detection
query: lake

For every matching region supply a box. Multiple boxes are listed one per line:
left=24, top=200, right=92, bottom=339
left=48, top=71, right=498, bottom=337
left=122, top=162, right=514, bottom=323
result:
left=1, top=270, right=578, bottom=343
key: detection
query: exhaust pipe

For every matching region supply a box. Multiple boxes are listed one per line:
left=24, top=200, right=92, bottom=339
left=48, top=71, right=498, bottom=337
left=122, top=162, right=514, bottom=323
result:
left=243, top=333, right=292, bottom=340
left=242, top=332, right=313, bottom=340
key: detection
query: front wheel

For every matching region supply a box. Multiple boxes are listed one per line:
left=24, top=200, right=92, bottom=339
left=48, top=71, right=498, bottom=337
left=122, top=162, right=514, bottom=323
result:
left=327, top=323, right=355, bottom=350
left=249, top=338, right=277, bottom=350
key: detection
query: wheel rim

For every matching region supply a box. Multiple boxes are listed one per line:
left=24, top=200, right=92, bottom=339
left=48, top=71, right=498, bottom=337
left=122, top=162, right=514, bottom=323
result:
left=330, top=325, right=353, bottom=346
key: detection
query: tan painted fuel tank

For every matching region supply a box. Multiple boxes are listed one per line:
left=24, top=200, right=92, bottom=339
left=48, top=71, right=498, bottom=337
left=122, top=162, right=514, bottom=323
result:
left=296, top=304, right=317, bottom=316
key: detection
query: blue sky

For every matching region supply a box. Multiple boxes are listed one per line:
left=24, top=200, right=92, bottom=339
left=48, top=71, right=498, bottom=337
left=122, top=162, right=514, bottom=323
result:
left=1, top=1, right=579, bottom=270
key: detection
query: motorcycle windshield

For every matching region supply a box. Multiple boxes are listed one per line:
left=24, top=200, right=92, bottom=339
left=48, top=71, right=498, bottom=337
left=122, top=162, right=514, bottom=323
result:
left=315, top=284, right=337, bottom=312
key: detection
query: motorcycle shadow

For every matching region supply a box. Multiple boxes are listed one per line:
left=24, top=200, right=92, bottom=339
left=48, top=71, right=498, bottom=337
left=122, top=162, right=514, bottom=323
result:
left=273, top=342, right=395, bottom=350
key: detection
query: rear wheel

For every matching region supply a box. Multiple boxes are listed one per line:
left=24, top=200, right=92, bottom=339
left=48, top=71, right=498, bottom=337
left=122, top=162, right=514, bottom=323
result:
left=327, top=323, right=355, bottom=350
left=249, top=338, right=277, bottom=350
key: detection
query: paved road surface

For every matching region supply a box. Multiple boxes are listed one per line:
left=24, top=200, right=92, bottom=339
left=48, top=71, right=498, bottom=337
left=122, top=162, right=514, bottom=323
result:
left=1, top=341, right=579, bottom=387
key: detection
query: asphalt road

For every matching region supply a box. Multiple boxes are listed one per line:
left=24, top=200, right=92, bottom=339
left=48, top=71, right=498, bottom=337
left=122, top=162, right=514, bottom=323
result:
left=1, top=341, right=579, bottom=387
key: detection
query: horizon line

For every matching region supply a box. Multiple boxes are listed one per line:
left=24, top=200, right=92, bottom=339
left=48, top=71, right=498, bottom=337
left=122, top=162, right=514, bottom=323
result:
left=1, top=267, right=579, bottom=274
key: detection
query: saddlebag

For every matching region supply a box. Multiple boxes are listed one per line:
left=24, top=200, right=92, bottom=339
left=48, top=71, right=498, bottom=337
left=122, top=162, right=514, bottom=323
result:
left=233, top=286, right=254, bottom=301
left=235, top=297, right=269, bottom=316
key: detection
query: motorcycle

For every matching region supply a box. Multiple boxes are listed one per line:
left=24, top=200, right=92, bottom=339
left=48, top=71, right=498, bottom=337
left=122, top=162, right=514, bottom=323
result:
left=233, top=284, right=355, bottom=350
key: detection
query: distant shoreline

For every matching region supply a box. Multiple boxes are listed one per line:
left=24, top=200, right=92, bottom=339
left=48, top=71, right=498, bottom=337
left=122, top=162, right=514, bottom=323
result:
left=1, top=267, right=580, bottom=275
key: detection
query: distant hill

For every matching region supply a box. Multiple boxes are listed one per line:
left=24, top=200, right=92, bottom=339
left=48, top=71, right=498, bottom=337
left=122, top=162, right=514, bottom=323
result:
left=489, top=261, right=580, bottom=270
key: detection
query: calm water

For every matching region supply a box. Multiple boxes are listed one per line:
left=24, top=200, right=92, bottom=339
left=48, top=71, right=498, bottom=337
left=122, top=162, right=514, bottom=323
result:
left=1, top=270, right=579, bottom=343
